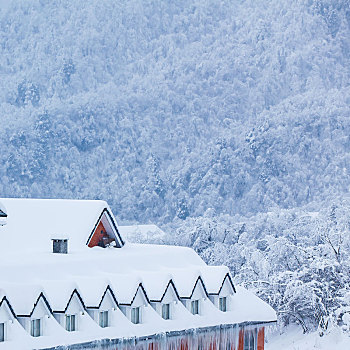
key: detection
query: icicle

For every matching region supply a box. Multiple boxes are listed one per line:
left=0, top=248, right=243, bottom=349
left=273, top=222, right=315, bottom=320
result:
left=43, top=323, right=269, bottom=350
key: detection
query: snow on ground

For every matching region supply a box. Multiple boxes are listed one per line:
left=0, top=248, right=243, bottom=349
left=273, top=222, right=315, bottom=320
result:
left=266, top=326, right=350, bottom=350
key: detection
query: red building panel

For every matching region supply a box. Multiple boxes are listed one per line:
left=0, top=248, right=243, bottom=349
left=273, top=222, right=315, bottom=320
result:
left=257, top=327, right=265, bottom=350
left=88, top=221, right=107, bottom=248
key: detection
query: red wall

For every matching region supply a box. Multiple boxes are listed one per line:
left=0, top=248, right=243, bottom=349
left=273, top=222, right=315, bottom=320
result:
left=88, top=221, right=107, bottom=248
left=257, top=327, right=265, bottom=350
left=238, top=329, right=244, bottom=350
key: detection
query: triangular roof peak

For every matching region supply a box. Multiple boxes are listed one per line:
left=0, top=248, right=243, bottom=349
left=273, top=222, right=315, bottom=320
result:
left=218, top=273, right=236, bottom=295
left=94, top=285, right=118, bottom=309
left=189, top=276, right=209, bottom=299
left=60, top=289, right=85, bottom=314
left=120, top=283, right=150, bottom=307
left=0, top=296, right=16, bottom=319
left=159, top=280, right=180, bottom=303
left=16, top=292, right=53, bottom=318
left=87, top=208, right=124, bottom=248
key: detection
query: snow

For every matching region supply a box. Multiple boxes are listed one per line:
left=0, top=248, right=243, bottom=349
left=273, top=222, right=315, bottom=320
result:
left=0, top=198, right=276, bottom=348
left=0, top=198, right=111, bottom=253
left=266, top=326, right=350, bottom=350
left=0, top=201, right=6, bottom=226
left=0, top=201, right=6, bottom=216
left=118, top=225, right=166, bottom=243
left=200, top=267, right=232, bottom=294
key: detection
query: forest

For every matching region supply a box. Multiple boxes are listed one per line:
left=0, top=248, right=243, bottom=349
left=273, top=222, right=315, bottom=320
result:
left=1, top=0, right=350, bottom=335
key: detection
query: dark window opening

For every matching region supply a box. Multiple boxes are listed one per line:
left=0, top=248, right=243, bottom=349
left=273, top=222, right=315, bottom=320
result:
left=162, top=303, right=170, bottom=320
left=0, top=323, right=4, bottom=342
left=219, top=296, right=227, bottom=312
left=66, top=314, right=76, bottom=332
left=99, top=311, right=109, bottom=328
left=191, top=300, right=199, bottom=315
left=31, top=319, right=41, bottom=337
left=131, top=307, right=141, bottom=324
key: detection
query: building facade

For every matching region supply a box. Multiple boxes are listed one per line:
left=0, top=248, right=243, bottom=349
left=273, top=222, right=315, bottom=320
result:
left=0, top=199, right=276, bottom=349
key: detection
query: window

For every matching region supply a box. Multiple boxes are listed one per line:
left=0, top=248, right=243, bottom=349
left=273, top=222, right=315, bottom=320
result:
left=191, top=300, right=199, bottom=315
left=0, top=323, right=4, bottom=342
left=99, top=310, right=109, bottom=328
left=219, top=296, right=227, bottom=312
left=162, top=303, right=170, bottom=320
left=31, top=319, right=41, bottom=337
left=131, top=307, right=141, bottom=324
left=243, top=329, right=257, bottom=350
left=65, top=314, right=76, bottom=332
left=52, top=239, right=68, bottom=254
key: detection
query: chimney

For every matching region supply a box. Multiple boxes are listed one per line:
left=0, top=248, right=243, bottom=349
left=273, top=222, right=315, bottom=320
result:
left=52, top=239, right=68, bottom=254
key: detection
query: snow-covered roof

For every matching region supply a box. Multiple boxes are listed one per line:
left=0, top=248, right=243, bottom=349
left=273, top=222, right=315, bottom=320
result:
left=0, top=198, right=122, bottom=253
left=0, top=198, right=276, bottom=348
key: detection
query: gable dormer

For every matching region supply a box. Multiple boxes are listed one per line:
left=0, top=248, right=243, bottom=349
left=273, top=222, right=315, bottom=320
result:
left=119, top=284, right=149, bottom=324
left=0, top=297, right=15, bottom=323
left=30, top=294, right=52, bottom=320
left=160, top=280, right=180, bottom=304
left=53, top=290, right=85, bottom=332
left=218, top=274, right=235, bottom=297
left=87, top=286, right=118, bottom=328
left=0, top=297, right=16, bottom=342
left=17, top=293, right=52, bottom=337
left=190, top=277, right=208, bottom=301
left=87, top=209, right=124, bottom=248
left=98, top=286, right=118, bottom=311
left=151, top=280, right=180, bottom=320
left=66, top=291, right=84, bottom=314
left=209, top=274, right=236, bottom=312
left=181, top=277, right=208, bottom=315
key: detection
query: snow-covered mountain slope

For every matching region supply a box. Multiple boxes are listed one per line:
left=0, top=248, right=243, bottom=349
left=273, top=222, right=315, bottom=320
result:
left=1, top=0, right=350, bottom=224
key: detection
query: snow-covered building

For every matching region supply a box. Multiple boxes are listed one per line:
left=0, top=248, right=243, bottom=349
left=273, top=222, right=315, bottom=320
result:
left=0, top=198, right=276, bottom=349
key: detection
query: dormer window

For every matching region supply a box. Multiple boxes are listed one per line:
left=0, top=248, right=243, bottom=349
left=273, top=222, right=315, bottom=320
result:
left=162, top=303, right=170, bottom=320
left=219, top=297, right=227, bottom=312
left=99, top=311, right=109, bottom=328
left=65, top=314, right=76, bottom=332
left=131, top=307, right=141, bottom=324
left=87, top=210, right=123, bottom=248
left=52, top=239, right=68, bottom=254
left=0, top=323, right=4, bottom=342
left=191, top=300, right=199, bottom=315
left=30, top=318, right=41, bottom=337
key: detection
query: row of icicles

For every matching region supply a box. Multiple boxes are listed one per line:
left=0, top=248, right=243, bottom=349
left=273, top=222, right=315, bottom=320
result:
left=47, top=324, right=261, bottom=350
